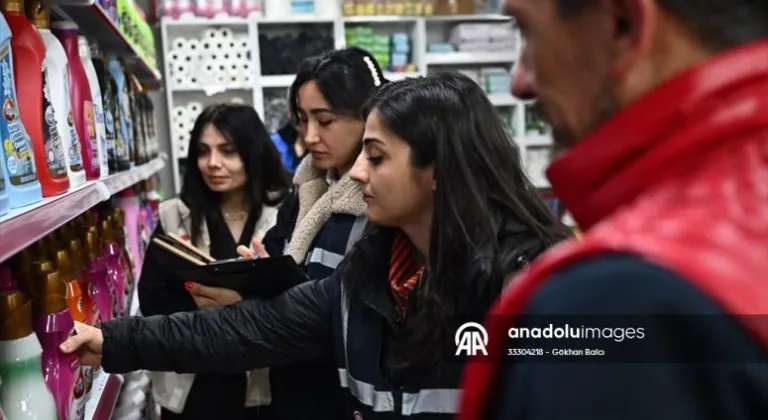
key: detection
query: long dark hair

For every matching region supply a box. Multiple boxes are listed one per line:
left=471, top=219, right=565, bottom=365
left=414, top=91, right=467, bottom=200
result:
left=343, top=73, right=570, bottom=376
left=180, top=104, right=292, bottom=245
left=288, top=46, right=388, bottom=125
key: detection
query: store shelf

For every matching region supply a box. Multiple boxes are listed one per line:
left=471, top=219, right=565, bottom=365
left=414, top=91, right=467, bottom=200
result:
left=384, top=71, right=422, bottom=81
left=488, top=93, right=517, bottom=107
left=0, top=156, right=166, bottom=264
left=424, top=14, right=512, bottom=22
left=48, top=0, right=162, bottom=89
left=342, top=15, right=421, bottom=23
left=260, top=74, right=296, bottom=88
left=258, top=15, right=336, bottom=24
left=171, top=84, right=252, bottom=94
left=425, top=51, right=517, bottom=65
left=163, top=15, right=249, bottom=26
left=85, top=369, right=124, bottom=420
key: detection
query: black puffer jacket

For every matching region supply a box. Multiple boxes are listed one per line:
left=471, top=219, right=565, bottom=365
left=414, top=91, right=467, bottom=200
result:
left=100, top=228, right=556, bottom=419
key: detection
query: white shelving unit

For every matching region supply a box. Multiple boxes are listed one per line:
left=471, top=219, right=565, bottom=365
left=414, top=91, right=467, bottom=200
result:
left=160, top=12, right=554, bottom=194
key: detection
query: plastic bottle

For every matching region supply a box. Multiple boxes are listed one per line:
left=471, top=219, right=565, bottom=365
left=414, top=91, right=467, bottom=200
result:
left=0, top=285, right=58, bottom=420
left=0, top=151, right=9, bottom=216
left=91, top=43, right=117, bottom=173
left=84, top=228, right=111, bottom=323
left=51, top=21, right=101, bottom=180
left=0, top=10, right=42, bottom=208
left=4, top=0, right=69, bottom=197
left=29, top=4, right=86, bottom=189
left=107, top=57, right=131, bottom=170
left=29, top=260, right=85, bottom=420
left=78, top=36, right=108, bottom=177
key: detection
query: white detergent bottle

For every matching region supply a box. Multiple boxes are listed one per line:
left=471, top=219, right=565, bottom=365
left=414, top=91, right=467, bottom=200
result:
left=0, top=288, right=58, bottom=420
left=78, top=36, right=108, bottom=177
left=32, top=5, right=86, bottom=188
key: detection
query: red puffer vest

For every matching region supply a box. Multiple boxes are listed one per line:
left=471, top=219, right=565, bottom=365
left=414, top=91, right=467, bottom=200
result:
left=458, top=40, right=768, bottom=419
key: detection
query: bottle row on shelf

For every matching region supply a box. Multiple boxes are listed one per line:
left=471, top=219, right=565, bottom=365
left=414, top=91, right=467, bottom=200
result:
left=0, top=0, right=161, bottom=217
left=0, top=196, right=157, bottom=420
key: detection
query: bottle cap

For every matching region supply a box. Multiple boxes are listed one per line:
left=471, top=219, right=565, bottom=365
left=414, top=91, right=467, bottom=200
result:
left=100, top=219, right=115, bottom=243
left=68, top=238, right=84, bottom=270
left=30, top=261, right=67, bottom=314
left=55, top=249, right=74, bottom=283
left=85, top=230, right=100, bottom=261
left=0, top=290, right=32, bottom=340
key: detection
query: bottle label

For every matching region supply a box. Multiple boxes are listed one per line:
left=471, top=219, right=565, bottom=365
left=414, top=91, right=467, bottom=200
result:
left=104, top=100, right=116, bottom=163
left=83, top=101, right=99, bottom=170
left=0, top=43, right=38, bottom=186
left=113, top=95, right=129, bottom=162
left=42, top=65, right=67, bottom=178
left=64, top=71, right=84, bottom=172
left=94, top=103, right=107, bottom=169
left=69, top=349, right=86, bottom=420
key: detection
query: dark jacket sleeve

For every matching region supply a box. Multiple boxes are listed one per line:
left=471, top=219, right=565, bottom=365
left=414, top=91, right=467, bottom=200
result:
left=101, top=274, right=337, bottom=375
left=137, top=221, right=197, bottom=316
left=261, top=187, right=300, bottom=257
left=490, top=253, right=768, bottom=420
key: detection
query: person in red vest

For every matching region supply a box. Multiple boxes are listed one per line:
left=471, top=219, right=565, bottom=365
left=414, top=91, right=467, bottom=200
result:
left=460, top=0, right=768, bottom=419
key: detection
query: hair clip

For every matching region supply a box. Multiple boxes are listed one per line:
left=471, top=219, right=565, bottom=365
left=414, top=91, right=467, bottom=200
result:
left=362, top=56, right=382, bottom=87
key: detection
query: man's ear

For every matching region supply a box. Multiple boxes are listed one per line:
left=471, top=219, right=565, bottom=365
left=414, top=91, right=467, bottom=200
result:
left=610, top=0, right=656, bottom=77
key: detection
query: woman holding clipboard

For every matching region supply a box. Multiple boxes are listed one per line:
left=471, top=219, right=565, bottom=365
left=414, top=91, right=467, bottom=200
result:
left=136, top=103, right=291, bottom=420
left=61, top=73, right=570, bottom=419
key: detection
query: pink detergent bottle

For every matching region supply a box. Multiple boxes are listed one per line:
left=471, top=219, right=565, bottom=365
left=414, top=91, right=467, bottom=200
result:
left=100, top=218, right=125, bottom=317
left=51, top=21, right=100, bottom=180
left=29, top=261, right=85, bottom=420
left=84, top=228, right=111, bottom=323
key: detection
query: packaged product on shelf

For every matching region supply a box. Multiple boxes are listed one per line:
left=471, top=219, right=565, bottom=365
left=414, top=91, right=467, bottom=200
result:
left=29, top=260, right=85, bottom=420
left=92, top=45, right=118, bottom=173
left=126, top=71, right=146, bottom=164
left=78, top=36, right=110, bottom=177
left=52, top=21, right=102, bottom=180
left=0, top=10, right=43, bottom=208
left=10, top=0, right=71, bottom=198
left=84, top=227, right=112, bottom=323
left=0, top=281, right=58, bottom=420
left=112, top=206, right=135, bottom=313
left=100, top=217, right=126, bottom=317
left=29, top=3, right=87, bottom=189
left=107, top=57, right=134, bottom=169
left=0, top=153, right=9, bottom=216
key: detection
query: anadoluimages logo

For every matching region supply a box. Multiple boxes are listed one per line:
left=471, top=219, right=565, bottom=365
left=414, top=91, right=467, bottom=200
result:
left=455, top=322, right=489, bottom=356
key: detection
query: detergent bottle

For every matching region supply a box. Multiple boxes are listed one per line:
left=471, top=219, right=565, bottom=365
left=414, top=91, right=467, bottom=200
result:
left=0, top=6, right=42, bottom=208
left=51, top=21, right=100, bottom=180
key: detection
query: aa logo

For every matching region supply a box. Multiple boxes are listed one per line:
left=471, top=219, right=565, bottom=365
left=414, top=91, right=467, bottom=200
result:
left=455, top=322, right=488, bottom=356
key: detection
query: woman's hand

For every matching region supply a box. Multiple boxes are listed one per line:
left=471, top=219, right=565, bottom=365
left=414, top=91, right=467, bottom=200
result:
left=236, top=238, right=270, bottom=259
left=185, top=282, right=243, bottom=309
left=59, top=322, right=104, bottom=367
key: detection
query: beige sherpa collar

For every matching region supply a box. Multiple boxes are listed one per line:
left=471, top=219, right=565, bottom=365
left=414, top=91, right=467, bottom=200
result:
left=287, top=156, right=367, bottom=263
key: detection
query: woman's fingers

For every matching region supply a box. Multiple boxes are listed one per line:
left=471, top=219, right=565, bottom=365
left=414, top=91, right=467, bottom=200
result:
left=250, top=239, right=270, bottom=258
left=237, top=244, right=255, bottom=258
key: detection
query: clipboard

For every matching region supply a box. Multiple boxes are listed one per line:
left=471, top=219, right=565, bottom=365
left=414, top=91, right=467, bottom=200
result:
left=151, top=235, right=308, bottom=298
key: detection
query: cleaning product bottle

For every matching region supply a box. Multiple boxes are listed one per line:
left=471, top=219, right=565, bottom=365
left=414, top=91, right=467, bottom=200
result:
left=0, top=285, right=58, bottom=420
left=30, top=3, right=85, bottom=188
left=51, top=21, right=100, bottom=180
left=0, top=151, right=9, bottom=216
left=84, top=228, right=111, bottom=323
left=101, top=217, right=126, bottom=317
left=78, top=36, right=108, bottom=177
left=91, top=43, right=116, bottom=173
left=4, top=0, right=68, bottom=197
left=107, top=56, right=132, bottom=169
left=29, top=260, right=85, bottom=420
left=68, top=237, right=96, bottom=326
left=0, top=10, right=42, bottom=208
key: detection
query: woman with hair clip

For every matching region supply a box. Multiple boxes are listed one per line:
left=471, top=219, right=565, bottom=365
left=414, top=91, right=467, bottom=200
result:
left=60, top=73, right=570, bottom=419
left=173, top=46, right=389, bottom=419
left=136, top=103, right=292, bottom=420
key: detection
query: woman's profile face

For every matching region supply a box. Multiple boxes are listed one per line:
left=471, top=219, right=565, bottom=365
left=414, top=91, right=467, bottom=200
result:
left=197, top=123, right=247, bottom=194
left=350, top=110, right=434, bottom=227
left=296, top=81, right=364, bottom=174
